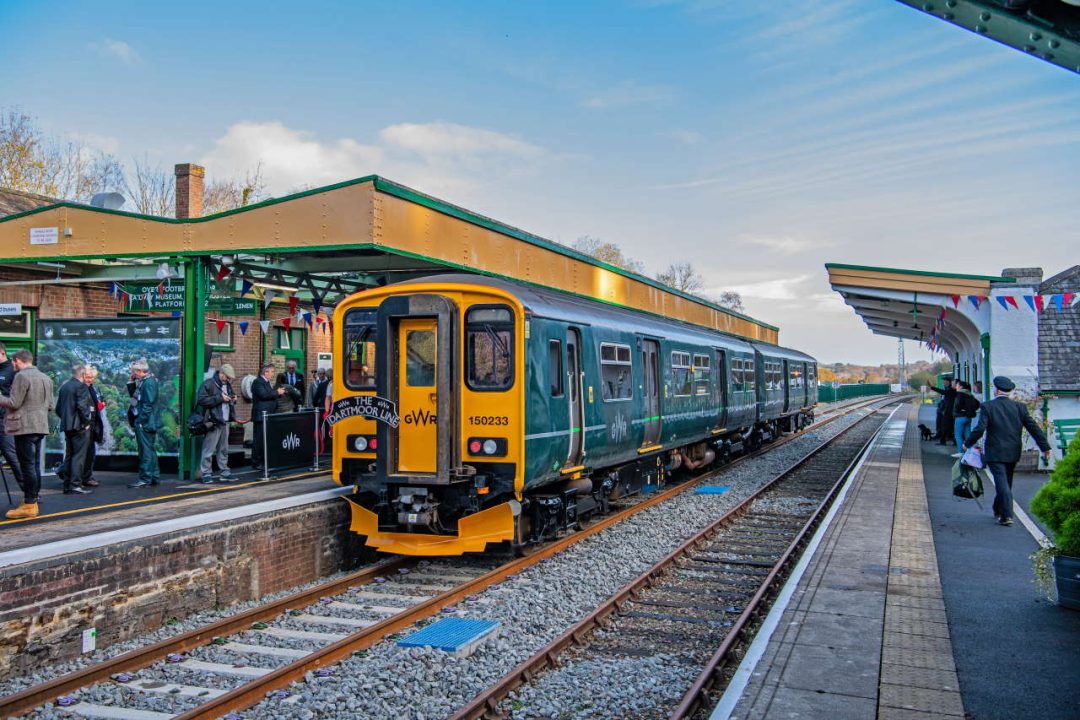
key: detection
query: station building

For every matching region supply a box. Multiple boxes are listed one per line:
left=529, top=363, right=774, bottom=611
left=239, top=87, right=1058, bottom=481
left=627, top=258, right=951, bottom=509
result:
left=0, top=165, right=778, bottom=477
left=827, top=263, right=1080, bottom=461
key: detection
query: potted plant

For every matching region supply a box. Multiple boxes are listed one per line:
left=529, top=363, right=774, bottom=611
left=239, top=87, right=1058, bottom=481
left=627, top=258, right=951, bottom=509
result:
left=1030, top=435, right=1080, bottom=609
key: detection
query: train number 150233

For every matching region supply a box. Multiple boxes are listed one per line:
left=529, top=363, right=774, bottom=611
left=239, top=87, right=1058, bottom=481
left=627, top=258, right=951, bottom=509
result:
left=468, top=415, right=509, bottom=426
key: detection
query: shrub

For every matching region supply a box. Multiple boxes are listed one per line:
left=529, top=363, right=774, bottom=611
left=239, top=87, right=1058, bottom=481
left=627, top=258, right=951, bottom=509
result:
left=1031, top=434, right=1080, bottom=556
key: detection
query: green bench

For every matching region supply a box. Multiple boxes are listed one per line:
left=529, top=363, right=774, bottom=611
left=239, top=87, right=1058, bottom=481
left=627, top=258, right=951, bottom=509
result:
left=1052, top=418, right=1080, bottom=454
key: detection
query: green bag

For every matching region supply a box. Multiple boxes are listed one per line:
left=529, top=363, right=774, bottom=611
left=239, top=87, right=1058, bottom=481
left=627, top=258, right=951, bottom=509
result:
left=951, top=460, right=985, bottom=503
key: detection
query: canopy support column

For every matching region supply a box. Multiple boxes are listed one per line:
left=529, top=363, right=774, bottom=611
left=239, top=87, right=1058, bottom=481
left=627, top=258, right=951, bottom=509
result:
left=181, top=257, right=209, bottom=480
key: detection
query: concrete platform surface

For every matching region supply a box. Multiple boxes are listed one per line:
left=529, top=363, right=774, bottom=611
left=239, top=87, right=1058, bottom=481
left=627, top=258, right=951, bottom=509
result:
left=720, top=402, right=1080, bottom=720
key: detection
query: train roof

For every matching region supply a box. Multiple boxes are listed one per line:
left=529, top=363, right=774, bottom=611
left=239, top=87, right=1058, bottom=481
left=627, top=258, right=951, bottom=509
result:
left=396, top=273, right=816, bottom=364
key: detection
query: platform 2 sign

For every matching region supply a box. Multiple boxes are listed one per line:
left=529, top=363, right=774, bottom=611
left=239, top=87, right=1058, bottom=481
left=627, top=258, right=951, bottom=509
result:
left=264, top=411, right=318, bottom=473
left=326, top=395, right=400, bottom=428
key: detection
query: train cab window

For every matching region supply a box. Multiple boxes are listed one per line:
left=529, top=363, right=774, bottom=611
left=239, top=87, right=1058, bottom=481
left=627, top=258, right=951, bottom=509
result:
left=405, top=330, right=436, bottom=386
left=466, top=306, right=514, bottom=391
left=549, top=340, right=564, bottom=397
left=600, top=342, right=633, bottom=401
left=693, top=354, right=711, bottom=396
left=789, top=364, right=803, bottom=389
left=344, top=309, right=378, bottom=390
left=671, top=351, right=692, bottom=397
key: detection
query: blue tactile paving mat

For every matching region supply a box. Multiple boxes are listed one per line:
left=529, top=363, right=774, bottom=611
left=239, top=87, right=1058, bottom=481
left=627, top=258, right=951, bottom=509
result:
left=397, top=618, right=500, bottom=653
left=695, top=485, right=731, bottom=495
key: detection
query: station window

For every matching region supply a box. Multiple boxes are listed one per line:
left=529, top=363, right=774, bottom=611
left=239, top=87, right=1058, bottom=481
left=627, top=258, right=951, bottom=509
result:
left=671, top=351, right=692, bottom=397
left=344, top=308, right=377, bottom=390
left=466, top=306, right=514, bottom=391
left=549, top=340, right=564, bottom=397
left=693, top=353, right=711, bottom=396
left=276, top=327, right=305, bottom=351
left=600, top=342, right=633, bottom=401
left=206, top=320, right=232, bottom=348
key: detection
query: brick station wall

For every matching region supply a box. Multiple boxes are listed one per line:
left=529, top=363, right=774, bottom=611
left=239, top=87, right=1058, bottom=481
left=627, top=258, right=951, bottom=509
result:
left=0, top=500, right=370, bottom=679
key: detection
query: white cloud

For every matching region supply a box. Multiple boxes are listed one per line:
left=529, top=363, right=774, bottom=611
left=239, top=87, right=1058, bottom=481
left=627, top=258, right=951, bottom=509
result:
left=380, top=122, right=543, bottom=159
left=94, top=39, right=139, bottom=64
left=200, top=120, right=548, bottom=199
left=743, top=234, right=831, bottom=256
left=582, top=81, right=674, bottom=109
left=719, top=273, right=814, bottom=301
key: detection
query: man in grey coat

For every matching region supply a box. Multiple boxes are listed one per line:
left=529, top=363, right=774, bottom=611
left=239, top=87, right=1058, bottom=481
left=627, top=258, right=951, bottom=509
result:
left=197, top=364, right=237, bottom=483
left=963, top=376, right=1051, bottom=526
left=0, top=350, right=55, bottom=519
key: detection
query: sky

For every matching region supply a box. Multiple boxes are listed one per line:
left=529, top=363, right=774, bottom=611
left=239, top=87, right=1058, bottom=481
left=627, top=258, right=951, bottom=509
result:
left=1, top=0, right=1077, bottom=365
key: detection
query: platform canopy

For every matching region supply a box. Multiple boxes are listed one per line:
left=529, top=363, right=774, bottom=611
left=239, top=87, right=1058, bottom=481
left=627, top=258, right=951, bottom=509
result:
left=0, top=175, right=778, bottom=344
left=825, top=262, right=1016, bottom=361
left=896, top=0, right=1079, bottom=75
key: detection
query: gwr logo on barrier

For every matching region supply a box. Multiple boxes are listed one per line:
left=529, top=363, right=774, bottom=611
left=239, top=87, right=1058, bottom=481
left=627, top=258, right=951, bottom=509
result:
left=402, top=409, right=437, bottom=426
left=281, top=432, right=301, bottom=450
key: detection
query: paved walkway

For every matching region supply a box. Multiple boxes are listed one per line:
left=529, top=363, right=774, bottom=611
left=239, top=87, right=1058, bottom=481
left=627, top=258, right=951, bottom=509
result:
left=725, top=403, right=965, bottom=719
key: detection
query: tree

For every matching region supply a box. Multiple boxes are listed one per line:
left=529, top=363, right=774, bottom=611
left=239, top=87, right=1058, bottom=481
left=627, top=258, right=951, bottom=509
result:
left=714, top=290, right=745, bottom=313
left=656, top=262, right=704, bottom=294
left=204, top=163, right=267, bottom=215
left=571, top=235, right=644, bottom=274
left=123, top=157, right=174, bottom=216
left=0, top=108, right=124, bottom=202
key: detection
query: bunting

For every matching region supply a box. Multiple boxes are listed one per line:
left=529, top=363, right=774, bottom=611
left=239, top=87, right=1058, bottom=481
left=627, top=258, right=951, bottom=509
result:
left=1034, top=294, right=1045, bottom=313
left=302, top=311, right=313, bottom=327
left=312, top=295, right=324, bottom=315
left=950, top=295, right=960, bottom=309
left=215, top=264, right=231, bottom=283
left=1005, top=295, right=1019, bottom=309
left=282, top=317, right=292, bottom=331
left=288, top=296, right=299, bottom=316
left=238, top=321, right=249, bottom=335
left=259, top=320, right=271, bottom=334
left=215, top=319, right=227, bottom=334
left=967, top=295, right=984, bottom=310
left=263, top=289, right=277, bottom=308
left=1023, top=295, right=1036, bottom=312
left=240, top=279, right=253, bottom=297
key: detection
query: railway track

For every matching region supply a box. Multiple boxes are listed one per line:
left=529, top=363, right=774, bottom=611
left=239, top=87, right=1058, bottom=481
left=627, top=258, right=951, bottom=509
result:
left=450, top=404, right=894, bottom=720
left=1, top=395, right=903, bottom=720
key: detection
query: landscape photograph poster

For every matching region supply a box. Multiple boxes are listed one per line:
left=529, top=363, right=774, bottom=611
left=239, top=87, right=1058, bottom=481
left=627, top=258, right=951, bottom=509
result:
left=37, top=318, right=182, bottom=457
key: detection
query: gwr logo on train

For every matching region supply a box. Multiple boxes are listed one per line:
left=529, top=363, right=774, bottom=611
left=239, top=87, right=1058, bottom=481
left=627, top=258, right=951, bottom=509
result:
left=331, top=275, right=817, bottom=557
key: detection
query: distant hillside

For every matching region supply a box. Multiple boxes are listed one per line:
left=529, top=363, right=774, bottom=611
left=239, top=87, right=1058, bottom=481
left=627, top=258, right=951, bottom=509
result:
left=818, top=359, right=951, bottom=390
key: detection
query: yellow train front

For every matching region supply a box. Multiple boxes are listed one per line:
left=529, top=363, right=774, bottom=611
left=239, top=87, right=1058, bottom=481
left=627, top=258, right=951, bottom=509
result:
left=330, top=277, right=526, bottom=556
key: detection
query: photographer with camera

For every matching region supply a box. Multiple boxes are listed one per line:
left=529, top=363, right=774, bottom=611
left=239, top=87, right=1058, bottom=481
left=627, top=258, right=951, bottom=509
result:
left=196, top=364, right=238, bottom=484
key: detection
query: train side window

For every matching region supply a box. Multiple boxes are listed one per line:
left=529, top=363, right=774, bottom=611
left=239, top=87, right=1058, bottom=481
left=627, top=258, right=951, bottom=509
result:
left=789, top=363, right=803, bottom=389
left=599, top=342, right=633, bottom=401
left=745, top=358, right=756, bottom=393
left=693, top=353, right=710, bottom=396
left=344, top=308, right=378, bottom=390
left=549, top=340, right=564, bottom=397
left=671, top=351, right=692, bottom=397
left=466, top=306, right=514, bottom=391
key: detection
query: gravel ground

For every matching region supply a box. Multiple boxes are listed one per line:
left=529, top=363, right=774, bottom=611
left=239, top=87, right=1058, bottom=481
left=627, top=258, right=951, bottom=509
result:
left=237, top=409, right=880, bottom=720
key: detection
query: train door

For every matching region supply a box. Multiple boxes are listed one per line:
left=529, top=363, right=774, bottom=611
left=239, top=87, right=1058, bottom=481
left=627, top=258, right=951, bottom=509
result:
left=565, top=328, right=585, bottom=467
left=642, top=339, right=662, bottom=447
left=397, top=318, right=438, bottom=473
left=782, top=359, right=790, bottom=414
left=714, top=349, right=728, bottom=430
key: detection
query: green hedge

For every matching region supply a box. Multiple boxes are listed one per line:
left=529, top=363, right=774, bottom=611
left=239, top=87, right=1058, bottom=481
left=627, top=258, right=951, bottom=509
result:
left=817, top=383, right=891, bottom=403
left=1032, top=435, right=1080, bottom=557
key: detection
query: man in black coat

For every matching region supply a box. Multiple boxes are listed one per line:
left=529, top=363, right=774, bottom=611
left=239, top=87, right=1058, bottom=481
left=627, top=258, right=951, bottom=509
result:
left=928, top=377, right=957, bottom=445
left=251, top=362, right=285, bottom=471
left=0, top=342, right=24, bottom=491
left=963, top=376, right=1051, bottom=526
left=81, top=366, right=104, bottom=488
left=56, top=364, right=94, bottom=495
left=276, top=360, right=305, bottom=410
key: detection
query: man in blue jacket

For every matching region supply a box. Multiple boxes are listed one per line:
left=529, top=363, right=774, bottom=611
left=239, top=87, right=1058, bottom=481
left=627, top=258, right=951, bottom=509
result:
left=963, top=376, right=1051, bottom=526
left=127, top=359, right=161, bottom=488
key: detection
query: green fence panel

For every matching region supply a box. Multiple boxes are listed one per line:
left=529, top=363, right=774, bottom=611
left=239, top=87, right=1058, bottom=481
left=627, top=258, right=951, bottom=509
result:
left=818, top=383, right=890, bottom=403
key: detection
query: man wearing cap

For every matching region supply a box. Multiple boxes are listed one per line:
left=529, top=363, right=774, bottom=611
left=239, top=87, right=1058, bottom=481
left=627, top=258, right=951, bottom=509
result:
left=197, top=364, right=238, bottom=483
left=963, top=376, right=1051, bottom=526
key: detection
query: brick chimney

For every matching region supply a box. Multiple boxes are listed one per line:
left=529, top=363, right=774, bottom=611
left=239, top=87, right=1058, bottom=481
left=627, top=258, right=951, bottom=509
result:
left=174, top=163, right=205, bottom=218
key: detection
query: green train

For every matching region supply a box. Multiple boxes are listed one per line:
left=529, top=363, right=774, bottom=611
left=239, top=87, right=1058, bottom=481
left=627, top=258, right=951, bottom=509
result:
left=331, top=274, right=816, bottom=555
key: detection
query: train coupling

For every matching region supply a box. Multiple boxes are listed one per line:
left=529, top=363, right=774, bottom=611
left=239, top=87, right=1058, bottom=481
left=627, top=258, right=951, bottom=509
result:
left=395, top=487, right=437, bottom=528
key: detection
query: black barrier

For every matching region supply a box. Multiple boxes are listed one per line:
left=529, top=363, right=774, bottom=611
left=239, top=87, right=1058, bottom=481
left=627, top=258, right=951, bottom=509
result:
left=262, top=410, right=318, bottom=476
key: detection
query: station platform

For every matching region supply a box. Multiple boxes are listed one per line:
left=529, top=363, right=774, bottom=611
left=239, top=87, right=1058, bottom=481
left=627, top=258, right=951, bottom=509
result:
left=720, top=402, right=1080, bottom=720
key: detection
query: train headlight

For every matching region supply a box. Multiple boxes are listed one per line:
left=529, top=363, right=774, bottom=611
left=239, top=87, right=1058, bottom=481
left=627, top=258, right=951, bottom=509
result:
left=482, top=439, right=498, bottom=455
left=353, top=436, right=368, bottom=452
left=467, top=437, right=507, bottom=457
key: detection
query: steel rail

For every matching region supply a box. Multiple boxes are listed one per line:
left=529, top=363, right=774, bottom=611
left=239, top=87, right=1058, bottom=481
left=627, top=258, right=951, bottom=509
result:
left=1, top=395, right=900, bottom=720
left=448, top=406, right=888, bottom=720
left=0, top=555, right=410, bottom=720
left=667, top=408, right=897, bottom=719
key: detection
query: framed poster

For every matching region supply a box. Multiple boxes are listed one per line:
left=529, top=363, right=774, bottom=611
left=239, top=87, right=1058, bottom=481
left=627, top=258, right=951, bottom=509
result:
left=37, top=318, right=182, bottom=457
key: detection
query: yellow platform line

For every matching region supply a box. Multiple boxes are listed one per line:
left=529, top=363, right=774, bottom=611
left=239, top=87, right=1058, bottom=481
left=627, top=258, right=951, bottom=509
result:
left=0, top=470, right=326, bottom=526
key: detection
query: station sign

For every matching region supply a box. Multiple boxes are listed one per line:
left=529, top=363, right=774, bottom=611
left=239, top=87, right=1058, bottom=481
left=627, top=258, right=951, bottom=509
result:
left=0, top=303, right=22, bottom=316
left=124, top=284, right=257, bottom=316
